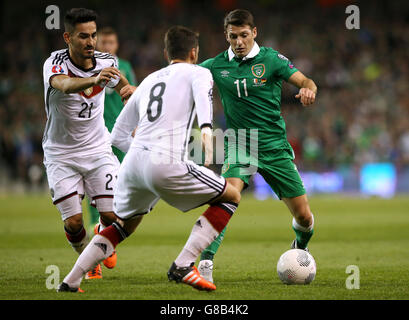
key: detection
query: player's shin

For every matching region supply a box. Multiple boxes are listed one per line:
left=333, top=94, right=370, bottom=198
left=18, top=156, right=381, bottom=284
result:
left=174, top=203, right=238, bottom=267
left=63, top=222, right=128, bottom=288
left=292, top=214, right=314, bottom=249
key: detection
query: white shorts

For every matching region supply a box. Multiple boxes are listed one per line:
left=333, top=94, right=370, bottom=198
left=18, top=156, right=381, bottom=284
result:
left=44, top=152, right=120, bottom=221
left=114, top=148, right=227, bottom=220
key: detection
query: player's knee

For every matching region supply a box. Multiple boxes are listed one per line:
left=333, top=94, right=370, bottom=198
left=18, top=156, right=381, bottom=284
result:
left=227, top=185, right=241, bottom=205
left=294, top=207, right=313, bottom=228
left=99, top=211, right=116, bottom=226
left=233, top=189, right=241, bottom=204
left=121, top=215, right=143, bottom=235
left=64, top=214, right=84, bottom=233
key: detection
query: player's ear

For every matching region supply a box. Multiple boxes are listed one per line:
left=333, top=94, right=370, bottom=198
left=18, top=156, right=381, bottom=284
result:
left=63, top=32, right=71, bottom=45
left=190, top=46, right=199, bottom=64
left=164, top=49, right=170, bottom=64
left=224, top=30, right=229, bottom=43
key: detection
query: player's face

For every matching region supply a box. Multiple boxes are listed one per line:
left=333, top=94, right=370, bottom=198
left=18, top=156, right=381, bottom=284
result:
left=97, top=34, right=119, bottom=55
left=225, top=24, right=257, bottom=58
left=65, top=21, right=97, bottom=59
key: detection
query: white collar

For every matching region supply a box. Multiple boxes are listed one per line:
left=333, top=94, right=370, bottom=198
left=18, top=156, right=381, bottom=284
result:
left=228, top=42, right=260, bottom=61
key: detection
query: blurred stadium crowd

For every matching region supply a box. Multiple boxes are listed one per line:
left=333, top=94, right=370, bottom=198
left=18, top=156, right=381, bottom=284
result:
left=0, top=0, right=409, bottom=190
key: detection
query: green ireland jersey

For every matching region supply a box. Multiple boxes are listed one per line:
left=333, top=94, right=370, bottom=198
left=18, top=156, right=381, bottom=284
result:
left=104, top=57, right=137, bottom=132
left=200, top=44, right=298, bottom=153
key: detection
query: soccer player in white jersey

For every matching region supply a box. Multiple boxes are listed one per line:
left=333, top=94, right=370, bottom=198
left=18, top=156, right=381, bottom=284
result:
left=43, top=8, right=132, bottom=280
left=58, top=26, right=241, bottom=292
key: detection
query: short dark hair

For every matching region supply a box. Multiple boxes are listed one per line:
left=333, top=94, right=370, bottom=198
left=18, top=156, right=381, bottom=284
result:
left=164, top=26, right=199, bottom=61
left=64, top=8, right=98, bottom=33
left=224, top=9, right=255, bottom=30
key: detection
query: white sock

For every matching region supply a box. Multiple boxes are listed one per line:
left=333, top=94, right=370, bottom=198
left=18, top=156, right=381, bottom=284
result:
left=69, top=235, right=89, bottom=254
left=174, top=216, right=219, bottom=268
left=63, top=235, right=114, bottom=288
left=292, top=214, right=314, bottom=232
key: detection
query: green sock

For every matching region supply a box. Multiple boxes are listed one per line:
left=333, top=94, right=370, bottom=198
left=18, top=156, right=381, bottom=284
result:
left=292, top=227, right=314, bottom=249
left=200, top=227, right=227, bottom=261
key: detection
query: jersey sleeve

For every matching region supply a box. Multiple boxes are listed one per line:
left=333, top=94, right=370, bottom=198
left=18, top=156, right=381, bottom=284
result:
left=43, top=54, right=69, bottom=88
left=110, top=85, right=141, bottom=152
left=272, top=51, right=298, bottom=81
left=192, top=67, right=214, bottom=129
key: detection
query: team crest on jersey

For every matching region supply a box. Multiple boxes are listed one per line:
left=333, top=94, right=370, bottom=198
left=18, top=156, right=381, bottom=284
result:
left=51, top=65, right=64, bottom=74
left=67, top=69, right=104, bottom=98
left=251, top=64, right=265, bottom=78
left=83, top=87, right=93, bottom=96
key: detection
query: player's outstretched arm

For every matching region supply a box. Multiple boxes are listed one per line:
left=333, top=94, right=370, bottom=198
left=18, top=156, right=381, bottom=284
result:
left=50, top=67, right=121, bottom=94
left=113, top=73, right=131, bottom=101
left=287, top=71, right=317, bottom=106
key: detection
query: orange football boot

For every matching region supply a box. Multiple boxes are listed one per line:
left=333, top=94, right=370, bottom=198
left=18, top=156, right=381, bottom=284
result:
left=85, top=263, right=102, bottom=279
left=167, top=262, right=216, bottom=291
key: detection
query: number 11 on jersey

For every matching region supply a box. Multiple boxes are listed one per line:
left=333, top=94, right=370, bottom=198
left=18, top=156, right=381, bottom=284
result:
left=234, top=79, right=248, bottom=98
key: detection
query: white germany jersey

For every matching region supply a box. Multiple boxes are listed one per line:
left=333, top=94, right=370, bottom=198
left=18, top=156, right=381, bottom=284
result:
left=111, top=62, right=213, bottom=162
left=42, top=49, right=120, bottom=160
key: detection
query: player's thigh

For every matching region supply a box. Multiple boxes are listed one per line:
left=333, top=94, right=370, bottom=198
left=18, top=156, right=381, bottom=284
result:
left=152, top=161, right=227, bottom=212
left=258, top=150, right=306, bottom=200
left=114, top=150, right=160, bottom=220
left=44, top=161, right=83, bottom=221
left=83, top=153, right=119, bottom=213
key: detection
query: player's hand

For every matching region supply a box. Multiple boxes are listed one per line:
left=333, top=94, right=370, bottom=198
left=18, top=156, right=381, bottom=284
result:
left=95, top=67, right=121, bottom=86
left=295, top=88, right=316, bottom=106
left=120, top=85, right=137, bottom=104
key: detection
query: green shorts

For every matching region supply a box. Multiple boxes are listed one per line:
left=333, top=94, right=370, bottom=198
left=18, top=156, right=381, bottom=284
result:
left=221, top=148, right=306, bottom=199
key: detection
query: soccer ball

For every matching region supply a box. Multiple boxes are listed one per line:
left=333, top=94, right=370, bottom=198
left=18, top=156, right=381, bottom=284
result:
left=277, top=249, right=316, bottom=285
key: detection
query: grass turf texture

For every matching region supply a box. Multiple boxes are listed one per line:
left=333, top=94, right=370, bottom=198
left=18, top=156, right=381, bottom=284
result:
left=0, top=193, right=408, bottom=300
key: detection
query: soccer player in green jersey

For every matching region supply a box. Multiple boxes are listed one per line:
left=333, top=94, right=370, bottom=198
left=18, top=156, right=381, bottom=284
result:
left=86, top=27, right=136, bottom=254
left=97, top=27, right=137, bottom=163
left=197, top=9, right=318, bottom=282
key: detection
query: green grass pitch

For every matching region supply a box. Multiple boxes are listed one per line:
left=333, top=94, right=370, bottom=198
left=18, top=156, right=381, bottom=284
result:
left=0, top=193, right=408, bottom=300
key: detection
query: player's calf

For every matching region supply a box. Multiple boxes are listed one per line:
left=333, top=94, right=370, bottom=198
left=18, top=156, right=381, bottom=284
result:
left=64, top=214, right=89, bottom=255
left=284, top=195, right=315, bottom=250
